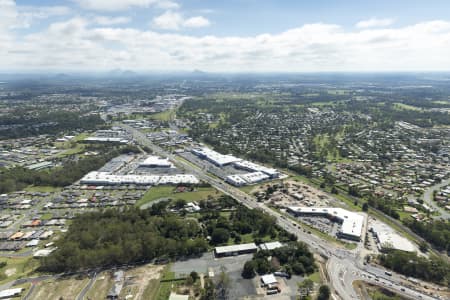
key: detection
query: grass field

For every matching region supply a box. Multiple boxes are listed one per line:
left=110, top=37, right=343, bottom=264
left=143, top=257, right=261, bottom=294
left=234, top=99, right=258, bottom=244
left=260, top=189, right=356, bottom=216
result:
left=155, top=267, right=183, bottom=300
left=136, top=186, right=221, bottom=207
left=149, top=109, right=175, bottom=121
left=25, top=186, right=62, bottom=193
left=57, top=143, right=85, bottom=157
left=393, top=103, right=422, bottom=111
left=31, top=276, right=89, bottom=300
left=307, top=271, right=322, bottom=283
left=0, top=257, right=40, bottom=285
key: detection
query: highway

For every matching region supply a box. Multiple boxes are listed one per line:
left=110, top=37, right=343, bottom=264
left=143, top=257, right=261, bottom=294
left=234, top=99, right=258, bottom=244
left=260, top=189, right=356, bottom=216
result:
left=120, top=123, right=441, bottom=300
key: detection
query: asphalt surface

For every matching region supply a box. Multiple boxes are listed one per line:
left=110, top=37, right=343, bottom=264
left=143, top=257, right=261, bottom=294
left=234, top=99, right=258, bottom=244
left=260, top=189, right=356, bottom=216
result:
left=121, top=123, right=442, bottom=300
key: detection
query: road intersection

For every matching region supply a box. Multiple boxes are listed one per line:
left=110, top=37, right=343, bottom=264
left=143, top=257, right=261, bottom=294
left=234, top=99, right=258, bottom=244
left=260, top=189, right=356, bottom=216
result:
left=121, top=123, right=441, bottom=300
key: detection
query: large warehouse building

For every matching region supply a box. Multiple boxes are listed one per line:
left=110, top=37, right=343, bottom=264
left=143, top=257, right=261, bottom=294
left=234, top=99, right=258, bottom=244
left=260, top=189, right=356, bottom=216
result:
left=214, top=243, right=258, bottom=257
left=369, top=220, right=416, bottom=252
left=287, top=207, right=365, bottom=241
left=139, top=155, right=173, bottom=168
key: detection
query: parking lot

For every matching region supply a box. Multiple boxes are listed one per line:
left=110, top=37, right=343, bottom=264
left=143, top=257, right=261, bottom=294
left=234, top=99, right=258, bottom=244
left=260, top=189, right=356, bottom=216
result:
left=171, top=252, right=304, bottom=299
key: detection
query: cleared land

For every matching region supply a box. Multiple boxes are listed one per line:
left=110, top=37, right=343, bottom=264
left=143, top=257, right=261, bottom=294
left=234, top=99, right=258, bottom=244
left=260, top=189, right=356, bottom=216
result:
left=30, top=276, right=89, bottom=300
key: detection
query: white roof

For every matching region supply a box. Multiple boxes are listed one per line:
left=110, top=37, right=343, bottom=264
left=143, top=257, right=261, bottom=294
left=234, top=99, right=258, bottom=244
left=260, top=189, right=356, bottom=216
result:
left=233, top=160, right=279, bottom=176
left=215, top=243, right=257, bottom=254
left=260, top=242, right=284, bottom=251
left=371, top=220, right=416, bottom=252
left=239, top=171, right=270, bottom=184
left=226, top=174, right=247, bottom=185
left=80, top=171, right=199, bottom=186
left=289, top=206, right=365, bottom=239
left=0, top=288, right=23, bottom=298
left=192, top=147, right=241, bottom=166
left=139, top=155, right=173, bottom=168
left=168, top=293, right=189, bottom=300
left=33, top=248, right=56, bottom=257
left=260, top=274, right=278, bottom=285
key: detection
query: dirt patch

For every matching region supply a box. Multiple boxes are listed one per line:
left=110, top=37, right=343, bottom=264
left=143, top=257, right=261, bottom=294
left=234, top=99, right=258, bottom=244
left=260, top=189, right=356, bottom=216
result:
left=4, top=268, right=16, bottom=277
left=31, top=276, right=89, bottom=300
left=120, top=264, right=165, bottom=300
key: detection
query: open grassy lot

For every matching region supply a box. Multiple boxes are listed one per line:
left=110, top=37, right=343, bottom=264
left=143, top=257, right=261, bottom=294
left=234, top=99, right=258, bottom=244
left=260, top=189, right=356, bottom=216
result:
left=0, top=257, right=39, bottom=285
left=57, top=143, right=86, bottom=157
left=149, top=109, right=175, bottom=121
left=30, top=276, right=89, bottom=300
left=136, top=186, right=221, bottom=207
left=393, top=102, right=422, bottom=111
left=155, top=267, right=182, bottom=300
left=307, top=271, right=322, bottom=283
left=25, top=185, right=62, bottom=193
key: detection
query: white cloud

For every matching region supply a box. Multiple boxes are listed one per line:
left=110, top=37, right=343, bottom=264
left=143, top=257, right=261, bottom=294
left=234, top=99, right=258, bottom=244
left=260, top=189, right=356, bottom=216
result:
left=15, top=5, right=71, bottom=28
left=2, top=16, right=450, bottom=72
left=94, top=16, right=131, bottom=26
left=183, top=16, right=210, bottom=28
left=356, top=17, right=395, bottom=29
left=152, top=11, right=184, bottom=30
left=152, top=11, right=210, bottom=30
left=75, top=0, right=179, bottom=11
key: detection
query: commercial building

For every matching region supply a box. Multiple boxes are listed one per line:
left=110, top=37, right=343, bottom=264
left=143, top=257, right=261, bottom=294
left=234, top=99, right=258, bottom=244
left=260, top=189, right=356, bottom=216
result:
left=83, top=137, right=128, bottom=144
left=80, top=172, right=199, bottom=186
left=287, top=207, right=365, bottom=241
left=369, top=220, right=416, bottom=252
left=214, top=243, right=258, bottom=257
left=234, top=160, right=280, bottom=178
left=226, top=174, right=247, bottom=186
left=139, top=155, right=173, bottom=168
left=191, top=147, right=240, bottom=166
left=259, top=241, right=284, bottom=251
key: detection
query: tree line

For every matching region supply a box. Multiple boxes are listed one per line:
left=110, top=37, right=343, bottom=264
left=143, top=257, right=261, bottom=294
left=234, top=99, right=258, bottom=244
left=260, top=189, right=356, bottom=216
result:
left=379, top=250, right=450, bottom=285
left=39, top=207, right=208, bottom=272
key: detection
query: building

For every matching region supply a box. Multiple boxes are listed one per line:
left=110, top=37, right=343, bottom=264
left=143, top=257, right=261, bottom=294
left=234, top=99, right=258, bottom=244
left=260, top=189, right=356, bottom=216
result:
left=287, top=206, right=365, bottom=241
left=26, top=161, right=53, bottom=170
left=226, top=174, right=247, bottom=186
left=0, top=288, right=23, bottom=299
left=259, top=241, right=284, bottom=251
left=168, top=293, right=189, bottom=300
left=370, top=220, right=416, bottom=252
left=191, top=147, right=240, bottom=166
left=233, top=160, right=280, bottom=178
left=80, top=172, right=199, bottom=186
left=214, top=243, right=258, bottom=257
left=260, top=274, right=278, bottom=286
left=139, top=155, right=173, bottom=168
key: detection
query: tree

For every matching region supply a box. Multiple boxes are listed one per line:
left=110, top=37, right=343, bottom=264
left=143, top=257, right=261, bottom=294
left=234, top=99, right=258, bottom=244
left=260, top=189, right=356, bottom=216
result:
left=242, top=261, right=256, bottom=279
left=190, top=271, right=199, bottom=282
left=317, top=285, right=330, bottom=300
left=362, top=203, right=369, bottom=212
left=211, top=228, right=230, bottom=245
left=298, top=278, right=314, bottom=296
left=419, top=241, right=429, bottom=253
left=330, top=186, right=338, bottom=194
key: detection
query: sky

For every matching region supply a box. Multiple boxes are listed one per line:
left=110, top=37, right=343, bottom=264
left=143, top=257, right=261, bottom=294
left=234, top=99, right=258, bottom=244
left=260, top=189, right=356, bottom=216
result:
left=2, top=0, right=450, bottom=72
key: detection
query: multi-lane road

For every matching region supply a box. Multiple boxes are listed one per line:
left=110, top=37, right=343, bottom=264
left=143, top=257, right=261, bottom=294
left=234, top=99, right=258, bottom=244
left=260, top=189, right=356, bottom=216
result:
left=121, top=123, right=442, bottom=300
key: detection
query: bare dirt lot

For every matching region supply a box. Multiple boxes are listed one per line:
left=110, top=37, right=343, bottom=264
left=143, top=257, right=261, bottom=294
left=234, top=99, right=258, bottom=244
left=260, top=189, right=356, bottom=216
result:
left=31, top=276, right=89, bottom=300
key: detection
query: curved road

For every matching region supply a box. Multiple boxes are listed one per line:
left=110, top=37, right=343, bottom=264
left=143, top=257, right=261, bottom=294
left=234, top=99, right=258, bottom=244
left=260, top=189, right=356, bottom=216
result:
left=422, top=178, right=450, bottom=220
